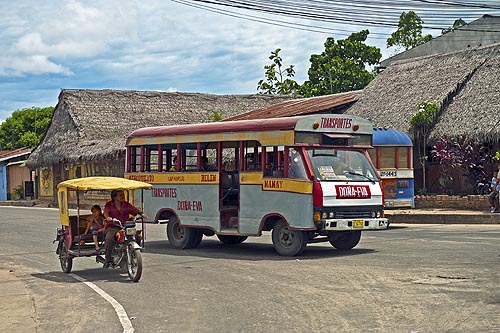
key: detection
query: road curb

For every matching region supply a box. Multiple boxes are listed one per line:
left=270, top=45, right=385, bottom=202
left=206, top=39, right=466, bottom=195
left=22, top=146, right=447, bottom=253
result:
left=385, top=212, right=500, bottom=224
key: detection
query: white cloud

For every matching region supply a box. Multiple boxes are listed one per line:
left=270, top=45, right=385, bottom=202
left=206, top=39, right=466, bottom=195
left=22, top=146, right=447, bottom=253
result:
left=0, top=0, right=140, bottom=76
left=0, top=55, right=73, bottom=76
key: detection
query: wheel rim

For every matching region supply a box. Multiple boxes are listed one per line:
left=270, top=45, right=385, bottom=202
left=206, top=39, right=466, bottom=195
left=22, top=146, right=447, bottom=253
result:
left=172, top=222, right=186, bottom=241
left=278, top=227, right=295, bottom=248
left=59, top=243, right=71, bottom=271
left=60, top=254, right=68, bottom=270
left=127, top=248, right=138, bottom=276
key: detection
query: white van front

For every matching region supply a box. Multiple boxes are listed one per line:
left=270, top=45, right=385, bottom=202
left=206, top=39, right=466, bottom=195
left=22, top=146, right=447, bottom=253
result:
left=307, top=148, right=389, bottom=231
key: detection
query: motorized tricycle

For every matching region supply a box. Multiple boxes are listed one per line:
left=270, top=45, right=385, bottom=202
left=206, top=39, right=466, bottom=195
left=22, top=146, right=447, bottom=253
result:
left=54, top=177, right=152, bottom=282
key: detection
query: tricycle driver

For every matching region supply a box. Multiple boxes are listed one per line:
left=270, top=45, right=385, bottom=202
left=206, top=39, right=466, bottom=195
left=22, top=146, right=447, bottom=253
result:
left=103, top=190, right=147, bottom=268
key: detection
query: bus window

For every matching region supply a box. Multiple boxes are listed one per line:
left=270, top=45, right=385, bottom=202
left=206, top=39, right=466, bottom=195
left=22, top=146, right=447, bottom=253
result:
left=307, top=149, right=377, bottom=181
left=145, top=146, right=159, bottom=171
left=379, top=147, right=396, bottom=168
left=160, top=145, right=179, bottom=172
left=368, top=148, right=377, bottom=168
left=130, top=146, right=141, bottom=172
left=222, top=146, right=236, bottom=171
left=398, top=147, right=411, bottom=168
left=203, top=146, right=218, bottom=171
left=288, top=148, right=307, bottom=179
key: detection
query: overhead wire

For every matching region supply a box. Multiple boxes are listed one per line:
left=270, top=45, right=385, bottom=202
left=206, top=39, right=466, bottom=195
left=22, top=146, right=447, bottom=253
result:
left=170, top=0, right=500, bottom=41
left=189, top=0, right=500, bottom=31
left=170, top=0, right=391, bottom=38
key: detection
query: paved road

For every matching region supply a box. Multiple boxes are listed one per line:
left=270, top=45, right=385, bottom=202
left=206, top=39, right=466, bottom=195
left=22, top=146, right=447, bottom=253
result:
left=1, top=206, right=500, bottom=333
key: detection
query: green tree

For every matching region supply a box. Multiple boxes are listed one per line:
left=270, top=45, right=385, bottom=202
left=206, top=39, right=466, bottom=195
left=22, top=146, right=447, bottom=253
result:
left=410, top=102, right=439, bottom=191
left=301, top=30, right=381, bottom=97
left=441, top=18, right=466, bottom=35
left=387, top=11, right=433, bottom=50
left=0, top=106, right=54, bottom=149
left=209, top=109, right=223, bottom=122
left=257, top=48, right=300, bottom=95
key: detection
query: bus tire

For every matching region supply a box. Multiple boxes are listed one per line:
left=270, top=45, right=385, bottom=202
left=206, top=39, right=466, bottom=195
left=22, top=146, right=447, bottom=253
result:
left=328, top=230, right=361, bottom=250
left=217, top=235, right=247, bottom=245
left=188, top=230, right=203, bottom=249
left=272, top=220, right=307, bottom=256
left=167, top=217, right=196, bottom=249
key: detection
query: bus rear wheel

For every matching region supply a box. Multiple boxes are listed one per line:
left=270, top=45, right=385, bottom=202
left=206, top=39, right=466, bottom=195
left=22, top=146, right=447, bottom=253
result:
left=217, top=235, right=247, bottom=245
left=167, top=217, right=200, bottom=249
left=272, top=220, right=307, bottom=256
left=189, top=230, right=203, bottom=249
left=328, top=230, right=361, bottom=250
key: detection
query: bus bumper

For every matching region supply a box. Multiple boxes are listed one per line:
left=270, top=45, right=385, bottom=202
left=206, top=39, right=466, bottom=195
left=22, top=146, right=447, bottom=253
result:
left=321, top=218, right=389, bottom=231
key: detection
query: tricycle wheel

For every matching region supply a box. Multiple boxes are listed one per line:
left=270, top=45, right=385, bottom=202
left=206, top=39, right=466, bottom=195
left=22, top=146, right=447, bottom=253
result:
left=59, top=242, right=73, bottom=273
left=126, top=244, right=142, bottom=282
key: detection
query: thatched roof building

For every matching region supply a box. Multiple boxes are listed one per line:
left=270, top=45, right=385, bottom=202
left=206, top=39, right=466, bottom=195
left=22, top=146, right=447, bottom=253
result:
left=27, top=89, right=294, bottom=168
left=346, top=42, right=500, bottom=142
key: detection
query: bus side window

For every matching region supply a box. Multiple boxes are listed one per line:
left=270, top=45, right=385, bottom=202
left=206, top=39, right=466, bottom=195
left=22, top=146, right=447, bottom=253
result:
left=145, top=146, right=158, bottom=172
left=288, top=149, right=307, bottom=179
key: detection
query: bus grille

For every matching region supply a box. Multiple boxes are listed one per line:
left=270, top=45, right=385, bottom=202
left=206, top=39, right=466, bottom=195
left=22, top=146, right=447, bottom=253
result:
left=335, top=211, right=372, bottom=219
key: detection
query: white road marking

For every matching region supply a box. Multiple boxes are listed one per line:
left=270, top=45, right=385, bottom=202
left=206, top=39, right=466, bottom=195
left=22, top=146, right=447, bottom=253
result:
left=69, top=273, right=134, bottom=333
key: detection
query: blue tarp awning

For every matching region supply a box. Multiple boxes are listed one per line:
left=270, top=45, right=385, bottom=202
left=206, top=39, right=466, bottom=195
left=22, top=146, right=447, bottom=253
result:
left=373, top=128, right=412, bottom=146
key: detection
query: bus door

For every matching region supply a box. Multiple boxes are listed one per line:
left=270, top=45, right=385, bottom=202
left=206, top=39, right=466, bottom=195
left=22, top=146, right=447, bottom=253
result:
left=219, top=144, right=241, bottom=231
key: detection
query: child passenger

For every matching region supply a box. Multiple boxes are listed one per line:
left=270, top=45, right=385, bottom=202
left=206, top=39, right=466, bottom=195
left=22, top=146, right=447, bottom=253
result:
left=84, top=205, right=106, bottom=251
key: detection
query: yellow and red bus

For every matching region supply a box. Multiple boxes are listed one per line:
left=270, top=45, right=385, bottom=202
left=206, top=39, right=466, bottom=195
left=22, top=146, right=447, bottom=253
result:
left=125, top=115, right=388, bottom=256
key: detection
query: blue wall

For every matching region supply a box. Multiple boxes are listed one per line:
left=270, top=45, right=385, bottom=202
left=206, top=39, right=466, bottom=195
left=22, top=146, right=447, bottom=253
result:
left=0, top=165, right=7, bottom=201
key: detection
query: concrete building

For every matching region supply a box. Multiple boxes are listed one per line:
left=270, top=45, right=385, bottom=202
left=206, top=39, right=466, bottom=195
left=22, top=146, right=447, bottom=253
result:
left=381, top=15, right=500, bottom=68
left=0, top=148, right=32, bottom=200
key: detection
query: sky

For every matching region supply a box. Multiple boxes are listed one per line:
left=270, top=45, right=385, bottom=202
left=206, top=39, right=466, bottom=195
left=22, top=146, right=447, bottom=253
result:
left=1, top=0, right=499, bottom=122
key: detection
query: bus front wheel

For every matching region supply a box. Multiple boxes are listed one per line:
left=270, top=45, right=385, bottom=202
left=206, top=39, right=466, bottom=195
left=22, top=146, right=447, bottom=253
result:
left=328, top=230, right=361, bottom=250
left=167, top=217, right=200, bottom=249
left=272, top=220, right=307, bottom=256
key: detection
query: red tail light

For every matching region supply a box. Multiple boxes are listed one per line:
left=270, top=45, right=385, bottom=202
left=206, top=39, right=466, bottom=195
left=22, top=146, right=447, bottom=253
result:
left=313, top=181, right=323, bottom=207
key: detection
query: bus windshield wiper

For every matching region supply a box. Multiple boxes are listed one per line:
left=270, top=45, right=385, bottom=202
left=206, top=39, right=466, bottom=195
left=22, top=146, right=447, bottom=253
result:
left=343, top=171, right=376, bottom=184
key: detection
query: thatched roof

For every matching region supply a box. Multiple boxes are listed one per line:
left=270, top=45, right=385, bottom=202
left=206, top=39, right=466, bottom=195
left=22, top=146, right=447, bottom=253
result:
left=224, top=91, right=360, bottom=121
left=346, top=42, right=500, bottom=142
left=27, top=89, right=295, bottom=167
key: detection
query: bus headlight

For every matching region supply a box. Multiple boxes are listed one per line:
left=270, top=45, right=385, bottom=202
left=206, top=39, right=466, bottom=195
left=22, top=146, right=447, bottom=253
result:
left=376, top=211, right=381, bottom=218
left=328, top=212, right=335, bottom=218
left=322, top=212, right=328, bottom=219
left=371, top=211, right=376, bottom=218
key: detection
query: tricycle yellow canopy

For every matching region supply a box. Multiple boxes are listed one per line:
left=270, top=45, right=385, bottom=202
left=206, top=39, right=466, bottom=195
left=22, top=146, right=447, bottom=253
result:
left=57, top=176, right=152, bottom=192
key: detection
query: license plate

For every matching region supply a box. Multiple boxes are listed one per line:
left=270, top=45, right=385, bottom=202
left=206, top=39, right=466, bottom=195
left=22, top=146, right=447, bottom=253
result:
left=353, top=220, right=364, bottom=228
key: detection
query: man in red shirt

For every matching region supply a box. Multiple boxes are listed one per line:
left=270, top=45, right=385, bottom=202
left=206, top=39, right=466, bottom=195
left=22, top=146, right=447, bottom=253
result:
left=103, top=190, right=146, bottom=268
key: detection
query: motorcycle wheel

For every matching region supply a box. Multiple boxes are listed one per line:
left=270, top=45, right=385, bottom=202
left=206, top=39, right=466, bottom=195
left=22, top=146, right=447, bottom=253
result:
left=59, top=241, right=73, bottom=273
left=126, top=244, right=142, bottom=282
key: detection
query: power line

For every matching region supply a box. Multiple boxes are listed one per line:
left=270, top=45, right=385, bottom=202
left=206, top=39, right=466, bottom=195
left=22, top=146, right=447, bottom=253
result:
left=186, top=0, right=500, bottom=31
left=170, top=0, right=391, bottom=38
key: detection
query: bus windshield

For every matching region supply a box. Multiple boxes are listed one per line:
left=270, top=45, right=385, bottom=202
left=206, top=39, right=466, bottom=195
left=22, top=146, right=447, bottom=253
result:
left=307, top=149, right=378, bottom=182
